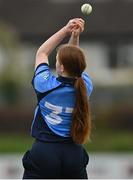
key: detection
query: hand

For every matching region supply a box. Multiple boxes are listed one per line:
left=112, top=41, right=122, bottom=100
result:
left=64, top=18, right=85, bottom=35
left=72, top=18, right=85, bottom=37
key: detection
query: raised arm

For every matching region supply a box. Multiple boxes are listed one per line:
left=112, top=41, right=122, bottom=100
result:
left=35, top=18, right=82, bottom=69
left=69, top=18, right=85, bottom=46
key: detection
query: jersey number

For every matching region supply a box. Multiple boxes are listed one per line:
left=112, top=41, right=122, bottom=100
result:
left=44, top=101, right=73, bottom=125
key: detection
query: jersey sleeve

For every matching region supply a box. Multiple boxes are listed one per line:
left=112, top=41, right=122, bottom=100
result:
left=82, top=72, right=93, bottom=96
left=32, top=63, right=61, bottom=93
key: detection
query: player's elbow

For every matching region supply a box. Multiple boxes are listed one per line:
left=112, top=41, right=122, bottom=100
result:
left=36, top=49, right=45, bottom=57
left=36, top=50, right=47, bottom=59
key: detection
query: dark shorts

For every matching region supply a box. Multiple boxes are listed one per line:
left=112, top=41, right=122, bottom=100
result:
left=22, top=140, right=89, bottom=179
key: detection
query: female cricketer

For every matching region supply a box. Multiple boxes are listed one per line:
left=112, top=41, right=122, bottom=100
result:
left=22, top=18, right=93, bottom=179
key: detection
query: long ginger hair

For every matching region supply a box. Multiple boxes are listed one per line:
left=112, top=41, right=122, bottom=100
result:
left=57, top=44, right=91, bottom=144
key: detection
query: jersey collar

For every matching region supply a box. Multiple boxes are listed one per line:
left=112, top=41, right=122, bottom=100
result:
left=57, top=76, right=76, bottom=84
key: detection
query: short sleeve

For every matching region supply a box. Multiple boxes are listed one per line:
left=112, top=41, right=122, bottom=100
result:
left=32, top=63, right=61, bottom=93
left=82, top=73, right=93, bottom=96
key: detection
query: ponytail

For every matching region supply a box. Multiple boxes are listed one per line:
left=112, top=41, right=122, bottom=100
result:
left=71, top=77, right=91, bottom=145
left=57, top=44, right=91, bottom=144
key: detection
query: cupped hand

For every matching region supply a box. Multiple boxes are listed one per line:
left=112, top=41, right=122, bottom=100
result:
left=65, top=18, right=85, bottom=35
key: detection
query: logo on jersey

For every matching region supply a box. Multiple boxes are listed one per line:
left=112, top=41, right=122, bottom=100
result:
left=41, top=72, right=49, bottom=80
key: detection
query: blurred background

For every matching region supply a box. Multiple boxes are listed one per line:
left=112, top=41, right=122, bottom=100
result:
left=0, top=0, right=133, bottom=178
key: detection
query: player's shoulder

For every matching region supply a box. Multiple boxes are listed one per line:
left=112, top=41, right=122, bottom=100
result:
left=32, top=63, right=61, bottom=93
left=82, top=72, right=93, bottom=96
left=35, top=63, right=49, bottom=75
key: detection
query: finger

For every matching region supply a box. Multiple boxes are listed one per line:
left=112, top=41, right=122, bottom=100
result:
left=76, top=22, right=84, bottom=31
left=68, top=19, right=84, bottom=32
left=75, top=18, right=85, bottom=24
left=72, top=25, right=81, bottom=33
left=69, top=18, right=83, bottom=25
left=77, top=19, right=85, bottom=26
left=79, top=18, right=85, bottom=23
left=72, top=21, right=84, bottom=29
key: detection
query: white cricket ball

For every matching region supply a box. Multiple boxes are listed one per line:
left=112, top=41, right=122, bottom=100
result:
left=81, top=3, right=92, bottom=15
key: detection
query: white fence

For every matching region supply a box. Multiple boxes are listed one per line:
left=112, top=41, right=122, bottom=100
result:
left=0, top=153, right=133, bottom=179
left=89, top=153, right=133, bottom=179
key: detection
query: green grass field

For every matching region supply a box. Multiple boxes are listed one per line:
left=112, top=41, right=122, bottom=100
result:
left=0, top=134, right=33, bottom=153
left=85, top=130, right=133, bottom=153
left=0, top=130, right=133, bottom=153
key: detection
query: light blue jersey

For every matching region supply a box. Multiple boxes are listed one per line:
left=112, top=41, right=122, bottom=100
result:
left=31, top=63, right=93, bottom=140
